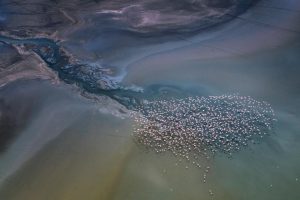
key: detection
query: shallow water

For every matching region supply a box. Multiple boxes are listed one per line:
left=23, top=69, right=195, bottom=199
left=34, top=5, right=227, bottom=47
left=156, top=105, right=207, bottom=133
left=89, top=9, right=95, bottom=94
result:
left=0, top=79, right=298, bottom=200
left=0, top=0, right=300, bottom=199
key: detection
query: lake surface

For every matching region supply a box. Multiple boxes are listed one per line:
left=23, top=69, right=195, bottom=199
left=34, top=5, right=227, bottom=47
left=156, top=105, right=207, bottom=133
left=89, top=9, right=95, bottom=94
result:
left=0, top=0, right=299, bottom=199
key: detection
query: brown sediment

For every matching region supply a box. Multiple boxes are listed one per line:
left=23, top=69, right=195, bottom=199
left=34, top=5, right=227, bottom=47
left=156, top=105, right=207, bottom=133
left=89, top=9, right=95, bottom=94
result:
left=0, top=43, right=59, bottom=88
left=100, top=142, right=135, bottom=200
